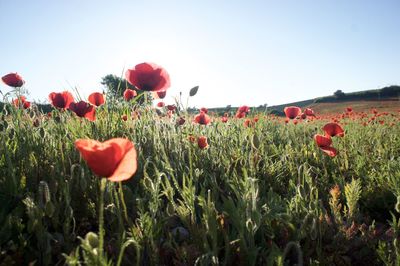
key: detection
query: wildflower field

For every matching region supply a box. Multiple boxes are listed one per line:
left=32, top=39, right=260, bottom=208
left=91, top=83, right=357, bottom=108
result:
left=1, top=66, right=400, bottom=266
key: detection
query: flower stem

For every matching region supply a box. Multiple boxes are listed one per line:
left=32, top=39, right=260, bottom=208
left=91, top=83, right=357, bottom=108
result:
left=99, top=178, right=107, bottom=258
left=118, top=182, right=130, bottom=225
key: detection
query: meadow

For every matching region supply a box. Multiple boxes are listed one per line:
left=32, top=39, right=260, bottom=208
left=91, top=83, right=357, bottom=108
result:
left=1, top=69, right=400, bottom=266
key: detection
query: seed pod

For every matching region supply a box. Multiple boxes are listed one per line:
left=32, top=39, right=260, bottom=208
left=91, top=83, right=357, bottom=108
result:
left=38, top=181, right=51, bottom=208
left=45, top=202, right=55, bottom=217
left=85, top=232, right=99, bottom=248
left=310, top=218, right=318, bottom=241
left=39, top=128, right=45, bottom=138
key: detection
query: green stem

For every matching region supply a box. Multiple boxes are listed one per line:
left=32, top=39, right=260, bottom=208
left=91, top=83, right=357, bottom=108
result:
left=99, top=178, right=107, bottom=258
left=118, top=182, right=130, bottom=225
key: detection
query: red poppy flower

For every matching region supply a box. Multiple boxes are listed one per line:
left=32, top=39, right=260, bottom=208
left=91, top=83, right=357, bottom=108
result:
left=300, top=113, right=307, bottom=119
left=304, top=108, right=315, bottom=117
left=198, top=136, right=208, bottom=149
left=121, top=114, right=128, bottom=121
left=200, top=107, right=208, bottom=114
left=319, top=146, right=338, bottom=157
left=177, top=117, right=185, bottom=125
left=323, top=122, right=345, bottom=137
left=123, top=89, right=137, bottom=101
left=2, top=73, right=24, bottom=87
left=88, top=92, right=105, bottom=107
left=314, top=134, right=332, bottom=148
left=238, top=106, right=250, bottom=113
left=167, top=104, right=176, bottom=111
left=235, top=111, right=246, bottom=118
left=253, top=116, right=259, bottom=123
left=157, top=102, right=165, bottom=108
left=125, top=62, right=170, bottom=92
left=243, top=119, right=255, bottom=128
left=346, top=107, right=353, bottom=113
left=49, top=91, right=75, bottom=109
left=235, top=106, right=250, bottom=119
left=69, top=101, right=96, bottom=121
left=284, top=106, right=302, bottom=119
left=221, top=117, right=228, bottom=123
left=75, top=138, right=137, bottom=182
left=12, top=96, right=30, bottom=109
left=194, top=111, right=211, bottom=125
left=153, top=90, right=167, bottom=99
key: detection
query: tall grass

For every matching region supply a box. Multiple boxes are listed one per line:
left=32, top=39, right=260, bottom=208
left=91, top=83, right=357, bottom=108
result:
left=0, top=101, right=399, bottom=265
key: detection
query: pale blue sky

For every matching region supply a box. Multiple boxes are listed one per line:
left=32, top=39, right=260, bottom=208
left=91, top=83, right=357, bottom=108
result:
left=1, top=0, right=399, bottom=107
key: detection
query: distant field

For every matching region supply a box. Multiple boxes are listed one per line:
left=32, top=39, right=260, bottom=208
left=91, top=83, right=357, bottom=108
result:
left=307, top=99, right=400, bottom=114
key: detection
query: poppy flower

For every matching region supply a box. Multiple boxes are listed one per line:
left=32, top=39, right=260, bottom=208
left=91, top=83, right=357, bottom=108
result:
left=323, top=122, right=345, bottom=137
left=238, top=106, right=250, bottom=113
left=177, top=117, right=185, bottom=126
left=125, top=62, right=170, bottom=92
left=200, top=107, right=208, bottom=113
left=2, top=73, right=24, bottom=87
left=121, top=114, right=128, bottom=121
left=314, top=134, right=332, bottom=148
left=194, top=111, right=211, bottom=125
left=319, top=146, right=338, bottom=157
left=12, top=96, right=31, bottom=109
left=235, top=105, right=250, bottom=118
left=314, top=134, right=338, bottom=157
left=304, top=108, right=315, bottom=117
left=75, top=138, right=137, bottom=182
left=69, top=101, right=96, bottom=121
left=221, top=116, right=228, bottom=123
left=198, top=136, right=208, bottom=149
left=49, top=91, right=75, bottom=109
left=243, top=119, right=255, bottom=128
left=88, top=92, right=105, bottom=107
left=167, top=105, right=176, bottom=111
left=235, top=111, right=246, bottom=118
left=153, top=90, right=167, bottom=99
left=157, top=102, right=165, bottom=108
left=300, top=113, right=307, bottom=119
left=123, top=89, right=137, bottom=101
left=346, top=107, right=353, bottom=113
left=284, top=106, right=302, bottom=119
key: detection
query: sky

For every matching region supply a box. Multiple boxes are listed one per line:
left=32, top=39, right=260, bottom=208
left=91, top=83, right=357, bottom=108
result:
left=0, top=0, right=399, bottom=108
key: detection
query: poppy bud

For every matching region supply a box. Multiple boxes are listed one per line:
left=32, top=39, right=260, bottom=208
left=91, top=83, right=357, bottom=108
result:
left=197, top=136, right=208, bottom=149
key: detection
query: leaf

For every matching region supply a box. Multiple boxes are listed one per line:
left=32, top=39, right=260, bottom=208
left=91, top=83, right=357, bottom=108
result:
left=189, top=86, right=199, bottom=97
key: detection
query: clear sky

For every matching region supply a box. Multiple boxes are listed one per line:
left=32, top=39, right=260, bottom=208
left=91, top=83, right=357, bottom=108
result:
left=1, top=0, right=399, bottom=107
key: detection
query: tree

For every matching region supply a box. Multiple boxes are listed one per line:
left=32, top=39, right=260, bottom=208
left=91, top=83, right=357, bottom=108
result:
left=100, top=74, right=152, bottom=105
left=333, top=90, right=345, bottom=99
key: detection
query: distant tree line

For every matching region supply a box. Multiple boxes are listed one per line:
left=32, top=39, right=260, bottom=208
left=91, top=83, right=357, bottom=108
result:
left=315, top=86, right=400, bottom=103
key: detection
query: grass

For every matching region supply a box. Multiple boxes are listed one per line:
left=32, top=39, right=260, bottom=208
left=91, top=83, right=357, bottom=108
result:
left=0, top=98, right=399, bottom=265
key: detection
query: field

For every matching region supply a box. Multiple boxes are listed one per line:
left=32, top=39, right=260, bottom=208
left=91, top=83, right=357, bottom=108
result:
left=308, top=100, right=400, bottom=115
left=0, top=95, right=399, bottom=266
